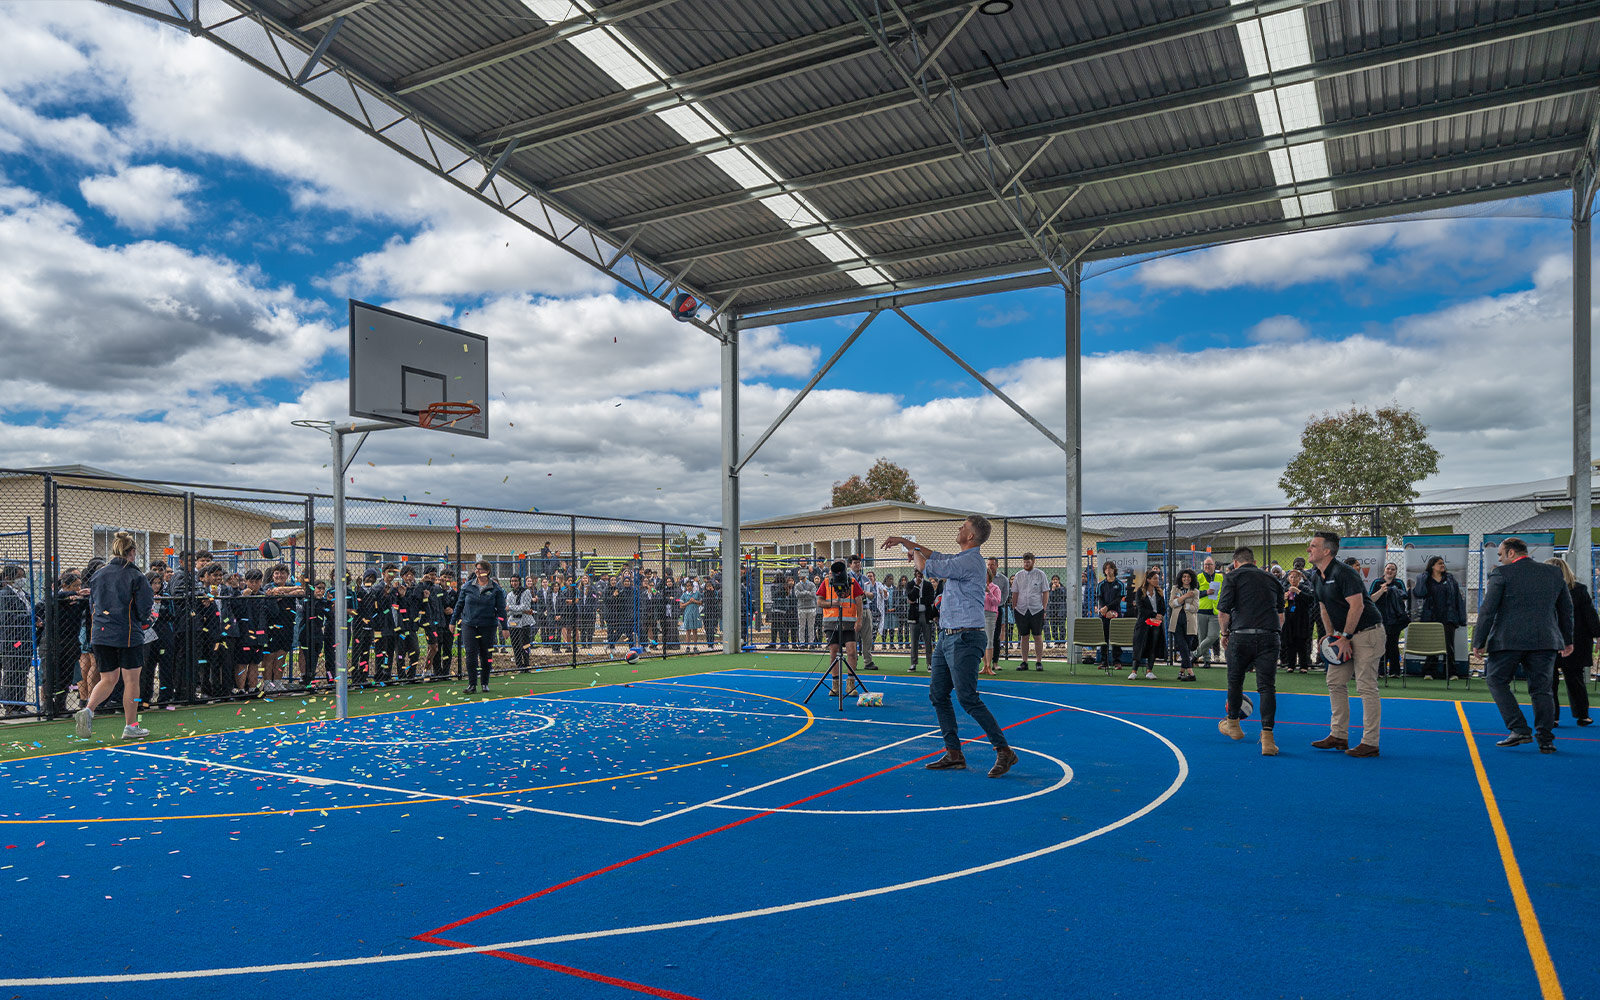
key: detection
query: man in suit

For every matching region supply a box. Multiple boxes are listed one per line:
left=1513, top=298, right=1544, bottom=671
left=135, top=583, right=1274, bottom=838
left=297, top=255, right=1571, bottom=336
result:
left=1472, top=536, right=1573, bottom=753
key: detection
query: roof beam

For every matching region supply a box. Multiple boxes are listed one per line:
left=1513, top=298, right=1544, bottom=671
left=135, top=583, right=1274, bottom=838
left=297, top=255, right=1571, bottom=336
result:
left=737, top=175, right=1573, bottom=320
left=654, top=78, right=1596, bottom=265
left=472, top=0, right=983, bottom=149
left=701, top=137, right=1585, bottom=295
left=545, top=0, right=1323, bottom=193
left=603, top=5, right=1600, bottom=229
left=1577, top=95, right=1600, bottom=219
left=290, top=0, right=374, bottom=31
left=391, top=0, right=681, bottom=96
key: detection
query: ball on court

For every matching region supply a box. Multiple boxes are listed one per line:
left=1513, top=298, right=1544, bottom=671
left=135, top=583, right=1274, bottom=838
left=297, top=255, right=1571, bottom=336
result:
left=1319, top=636, right=1347, bottom=665
left=624, top=649, right=640, bottom=664
left=1225, top=695, right=1255, bottom=719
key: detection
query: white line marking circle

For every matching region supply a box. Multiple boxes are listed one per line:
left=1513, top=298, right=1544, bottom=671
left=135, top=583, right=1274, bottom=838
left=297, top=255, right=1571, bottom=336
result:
left=321, top=714, right=556, bottom=746
left=709, top=743, right=1072, bottom=815
left=0, top=680, right=1186, bottom=987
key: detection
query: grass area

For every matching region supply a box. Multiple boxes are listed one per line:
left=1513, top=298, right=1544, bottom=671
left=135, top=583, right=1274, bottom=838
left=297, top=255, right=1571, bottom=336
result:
left=0, top=650, right=1522, bottom=763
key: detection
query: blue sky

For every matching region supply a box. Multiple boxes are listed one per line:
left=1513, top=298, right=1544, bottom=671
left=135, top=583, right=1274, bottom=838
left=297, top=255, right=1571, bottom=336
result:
left=0, top=3, right=1592, bottom=523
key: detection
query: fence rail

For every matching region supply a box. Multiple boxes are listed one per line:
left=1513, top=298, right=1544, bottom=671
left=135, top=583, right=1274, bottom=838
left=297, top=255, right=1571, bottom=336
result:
left=2, top=466, right=1596, bottom=719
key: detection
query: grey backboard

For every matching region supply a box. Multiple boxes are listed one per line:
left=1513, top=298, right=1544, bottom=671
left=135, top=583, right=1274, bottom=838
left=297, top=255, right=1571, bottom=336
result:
left=349, top=300, right=488, bottom=438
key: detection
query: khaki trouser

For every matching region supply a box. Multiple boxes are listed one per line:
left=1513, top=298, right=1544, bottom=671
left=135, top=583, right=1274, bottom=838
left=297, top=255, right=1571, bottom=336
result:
left=1327, top=624, right=1384, bottom=746
left=857, top=607, right=875, bottom=660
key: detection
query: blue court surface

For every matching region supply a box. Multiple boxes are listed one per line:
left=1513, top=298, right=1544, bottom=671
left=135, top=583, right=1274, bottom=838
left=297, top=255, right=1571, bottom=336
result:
left=0, top=667, right=1594, bottom=1000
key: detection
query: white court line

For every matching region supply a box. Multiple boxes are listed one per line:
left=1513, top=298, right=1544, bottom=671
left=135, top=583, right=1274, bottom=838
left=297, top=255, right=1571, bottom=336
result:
left=707, top=745, right=1073, bottom=816
left=101, top=747, right=639, bottom=826
left=5, top=686, right=1189, bottom=987
left=524, top=696, right=930, bottom=729
left=323, top=714, right=556, bottom=746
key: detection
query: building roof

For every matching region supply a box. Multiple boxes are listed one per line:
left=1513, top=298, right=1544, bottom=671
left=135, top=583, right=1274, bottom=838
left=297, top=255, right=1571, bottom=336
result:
left=1414, top=476, right=1576, bottom=507
left=120, top=0, right=1600, bottom=327
left=1497, top=504, right=1600, bottom=533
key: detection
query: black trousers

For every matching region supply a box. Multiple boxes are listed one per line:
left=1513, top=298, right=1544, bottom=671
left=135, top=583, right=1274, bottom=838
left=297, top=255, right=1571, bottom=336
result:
left=1281, top=627, right=1313, bottom=671
left=301, top=635, right=328, bottom=683
left=1485, top=649, right=1555, bottom=741
left=463, top=624, right=495, bottom=687
left=383, top=631, right=419, bottom=681
left=1552, top=653, right=1592, bottom=723
left=1226, top=632, right=1279, bottom=729
left=1380, top=623, right=1405, bottom=676
left=1098, top=617, right=1122, bottom=667
left=509, top=625, right=532, bottom=670
left=351, top=627, right=375, bottom=682
left=908, top=617, right=933, bottom=666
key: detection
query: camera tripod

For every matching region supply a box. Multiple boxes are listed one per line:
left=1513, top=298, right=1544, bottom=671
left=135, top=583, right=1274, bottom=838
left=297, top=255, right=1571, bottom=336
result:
left=803, top=645, right=870, bottom=711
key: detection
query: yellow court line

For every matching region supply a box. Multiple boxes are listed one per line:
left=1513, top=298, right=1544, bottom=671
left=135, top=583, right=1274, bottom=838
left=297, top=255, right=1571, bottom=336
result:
left=0, top=677, right=813, bottom=825
left=1455, top=700, right=1565, bottom=1000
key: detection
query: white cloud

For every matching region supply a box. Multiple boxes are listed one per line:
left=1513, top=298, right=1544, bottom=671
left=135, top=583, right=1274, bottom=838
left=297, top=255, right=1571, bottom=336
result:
left=1246, top=314, right=1308, bottom=343
left=0, top=185, right=339, bottom=410
left=1139, top=226, right=1394, bottom=291
left=79, top=163, right=199, bottom=230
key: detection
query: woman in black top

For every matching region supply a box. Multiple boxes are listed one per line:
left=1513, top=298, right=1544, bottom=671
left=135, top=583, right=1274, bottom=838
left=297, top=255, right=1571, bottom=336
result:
left=1128, top=568, right=1167, bottom=680
left=1368, top=563, right=1409, bottom=678
left=1414, top=557, right=1466, bottom=679
left=1281, top=569, right=1315, bottom=673
left=74, top=533, right=154, bottom=740
left=1546, top=558, right=1595, bottom=726
left=1094, top=561, right=1124, bottom=670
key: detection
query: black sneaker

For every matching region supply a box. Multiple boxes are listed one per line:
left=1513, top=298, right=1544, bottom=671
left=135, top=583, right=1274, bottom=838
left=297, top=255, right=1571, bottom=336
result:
left=1033, top=663, right=1043, bottom=671
left=865, top=662, right=879, bottom=671
left=1539, top=742, right=1557, bottom=754
left=1015, top=662, right=1029, bottom=671
left=462, top=687, right=477, bottom=695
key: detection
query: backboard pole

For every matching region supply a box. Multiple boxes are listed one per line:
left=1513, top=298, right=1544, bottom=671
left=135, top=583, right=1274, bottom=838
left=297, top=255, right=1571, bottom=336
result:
left=332, top=428, right=349, bottom=722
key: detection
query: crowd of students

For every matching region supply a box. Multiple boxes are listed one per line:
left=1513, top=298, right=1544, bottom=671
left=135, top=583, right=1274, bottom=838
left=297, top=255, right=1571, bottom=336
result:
left=25, top=551, right=744, bottom=716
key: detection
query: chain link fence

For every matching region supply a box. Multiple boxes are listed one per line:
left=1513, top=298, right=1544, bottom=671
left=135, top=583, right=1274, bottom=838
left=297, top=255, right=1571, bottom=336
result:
left=4, top=466, right=1597, bottom=719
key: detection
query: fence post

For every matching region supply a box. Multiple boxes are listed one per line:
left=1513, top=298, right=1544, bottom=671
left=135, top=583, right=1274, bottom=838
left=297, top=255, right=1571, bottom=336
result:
left=184, top=490, right=197, bottom=708
left=41, top=475, right=57, bottom=720
left=1372, top=505, right=1382, bottom=537
left=303, top=495, right=316, bottom=582
left=570, top=515, right=578, bottom=669
left=660, top=523, right=668, bottom=660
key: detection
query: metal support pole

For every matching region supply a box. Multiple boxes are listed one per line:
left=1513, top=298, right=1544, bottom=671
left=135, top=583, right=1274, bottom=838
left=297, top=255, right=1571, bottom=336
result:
left=1574, top=210, right=1593, bottom=586
left=41, top=476, right=56, bottom=719
left=1063, top=270, right=1083, bottom=633
left=571, top=515, right=578, bottom=668
left=721, top=313, right=741, bottom=653
left=332, top=430, right=349, bottom=722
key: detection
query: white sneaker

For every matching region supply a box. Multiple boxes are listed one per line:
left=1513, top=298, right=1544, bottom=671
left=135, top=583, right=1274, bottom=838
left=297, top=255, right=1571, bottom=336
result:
left=1127, top=671, right=1138, bottom=680
left=74, top=706, right=93, bottom=738
left=1145, top=670, right=1157, bottom=680
left=122, top=724, right=150, bottom=739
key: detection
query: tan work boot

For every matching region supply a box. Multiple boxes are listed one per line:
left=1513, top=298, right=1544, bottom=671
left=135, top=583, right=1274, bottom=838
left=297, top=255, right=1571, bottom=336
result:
left=1218, top=717, right=1244, bottom=741
left=1260, top=730, right=1279, bottom=756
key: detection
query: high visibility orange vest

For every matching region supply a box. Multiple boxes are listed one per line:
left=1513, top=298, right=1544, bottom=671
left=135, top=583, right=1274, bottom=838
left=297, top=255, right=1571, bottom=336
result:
left=820, top=581, right=859, bottom=624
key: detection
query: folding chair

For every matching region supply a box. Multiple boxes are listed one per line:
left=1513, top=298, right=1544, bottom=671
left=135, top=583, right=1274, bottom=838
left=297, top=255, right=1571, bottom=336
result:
left=1068, top=617, right=1105, bottom=676
left=1107, top=618, right=1138, bottom=673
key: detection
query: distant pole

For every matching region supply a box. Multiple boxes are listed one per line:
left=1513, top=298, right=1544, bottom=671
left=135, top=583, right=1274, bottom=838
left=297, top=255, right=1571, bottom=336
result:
left=1063, top=267, right=1083, bottom=626
left=1573, top=198, right=1592, bottom=584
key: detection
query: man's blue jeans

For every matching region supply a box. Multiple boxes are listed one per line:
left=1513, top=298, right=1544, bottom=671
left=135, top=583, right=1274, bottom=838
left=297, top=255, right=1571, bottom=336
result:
left=929, top=628, right=1008, bottom=752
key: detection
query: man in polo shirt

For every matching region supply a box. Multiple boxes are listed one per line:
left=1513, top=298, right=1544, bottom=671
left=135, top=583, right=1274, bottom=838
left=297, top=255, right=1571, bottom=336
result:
left=884, top=515, right=1017, bottom=778
left=1011, top=552, right=1048, bottom=671
left=1307, top=530, right=1385, bottom=757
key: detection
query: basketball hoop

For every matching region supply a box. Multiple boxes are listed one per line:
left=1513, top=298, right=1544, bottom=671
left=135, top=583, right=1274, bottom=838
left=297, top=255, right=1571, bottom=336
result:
left=418, top=401, right=480, bottom=429
left=291, top=418, right=334, bottom=433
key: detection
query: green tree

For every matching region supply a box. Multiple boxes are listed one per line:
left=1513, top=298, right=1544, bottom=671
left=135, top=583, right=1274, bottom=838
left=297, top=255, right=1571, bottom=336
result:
left=1278, top=404, right=1440, bottom=538
left=829, top=458, right=923, bottom=508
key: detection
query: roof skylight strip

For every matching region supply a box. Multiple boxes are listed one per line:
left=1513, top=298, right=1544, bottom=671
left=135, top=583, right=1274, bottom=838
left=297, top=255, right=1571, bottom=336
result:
left=519, top=0, right=895, bottom=292
left=1232, top=2, right=1329, bottom=220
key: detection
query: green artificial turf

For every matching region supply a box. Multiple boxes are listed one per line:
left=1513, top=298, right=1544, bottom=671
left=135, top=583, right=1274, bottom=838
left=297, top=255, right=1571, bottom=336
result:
left=0, top=650, right=1530, bottom=762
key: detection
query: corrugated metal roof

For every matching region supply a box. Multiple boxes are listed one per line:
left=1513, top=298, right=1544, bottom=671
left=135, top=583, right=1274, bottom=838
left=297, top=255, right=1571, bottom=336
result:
left=158, top=0, right=1600, bottom=317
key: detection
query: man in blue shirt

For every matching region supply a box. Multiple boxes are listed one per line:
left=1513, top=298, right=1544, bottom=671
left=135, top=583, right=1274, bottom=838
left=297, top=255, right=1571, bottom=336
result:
left=884, top=514, right=1017, bottom=777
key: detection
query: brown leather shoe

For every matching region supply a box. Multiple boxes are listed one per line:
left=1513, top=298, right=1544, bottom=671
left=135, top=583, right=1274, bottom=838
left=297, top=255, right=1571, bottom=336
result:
left=1345, top=742, right=1380, bottom=758
left=988, top=746, right=1019, bottom=778
left=924, top=751, right=967, bottom=770
left=1311, top=734, right=1349, bottom=750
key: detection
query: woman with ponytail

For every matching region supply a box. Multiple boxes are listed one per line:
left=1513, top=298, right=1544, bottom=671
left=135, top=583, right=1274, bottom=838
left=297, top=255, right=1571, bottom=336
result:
left=73, top=532, right=154, bottom=740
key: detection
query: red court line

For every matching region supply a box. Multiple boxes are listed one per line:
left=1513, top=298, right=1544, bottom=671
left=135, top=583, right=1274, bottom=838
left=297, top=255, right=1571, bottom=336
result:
left=422, top=934, right=705, bottom=1000
left=421, top=707, right=1063, bottom=940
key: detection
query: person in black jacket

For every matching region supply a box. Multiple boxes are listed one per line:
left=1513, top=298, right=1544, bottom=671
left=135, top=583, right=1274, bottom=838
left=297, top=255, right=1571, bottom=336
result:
left=1546, top=558, right=1595, bottom=726
left=1414, top=556, right=1467, bottom=679
left=140, top=569, right=177, bottom=709
left=1094, top=561, right=1124, bottom=669
left=1127, top=568, right=1167, bottom=680
left=905, top=570, right=939, bottom=672
left=1472, top=538, right=1572, bottom=751
left=454, top=561, right=505, bottom=693
left=231, top=569, right=269, bottom=695
left=0, top=566, right=31, bottom=716
left=702, top=577, right=721, bottom=649
left=1368, top=563, right=1409, bottom=678
left=73, top=533, right=154, bottom=739
left=382, top=565, right=423, bottom=682
left=1281, top=569, right=1315, bottom=673
left=351, top=571, right=380, bottom=684
left=299, top=579, right=334, bottom=686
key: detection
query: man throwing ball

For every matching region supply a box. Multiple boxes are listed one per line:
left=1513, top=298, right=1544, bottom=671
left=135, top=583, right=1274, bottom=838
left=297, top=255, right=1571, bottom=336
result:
left=884, top=515, right=1018, bottom=777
